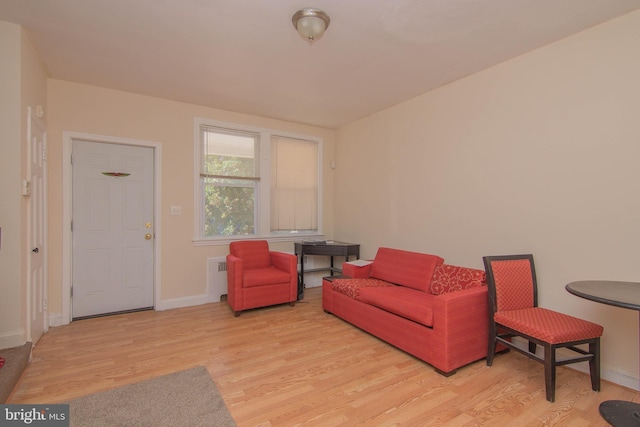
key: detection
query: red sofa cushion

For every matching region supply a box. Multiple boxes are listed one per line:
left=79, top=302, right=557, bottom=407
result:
left=331, top=278, right=393, bottom=299
left=430, top=264, right=486, bottom=295
left=244, top=267, right=292, bottom=288
left=369, top=247, right=444, bottom=292
left=495, top=307, right=603, bottom=344
left=358, top=286, right=435, bottom=327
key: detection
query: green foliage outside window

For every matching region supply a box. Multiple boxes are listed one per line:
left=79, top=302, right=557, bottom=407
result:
left=203, top=154, right=256, bottom=237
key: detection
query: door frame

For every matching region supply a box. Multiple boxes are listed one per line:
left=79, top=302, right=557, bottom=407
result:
left=62, top=132, right=162, bottom=325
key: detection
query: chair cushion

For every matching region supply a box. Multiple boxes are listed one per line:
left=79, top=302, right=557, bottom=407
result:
left=358, top=286, right=435, bottom=327
left=243, top=267, right=291, bottom=288
left=331, top=278, right=394, bottom=299
left=369, top=247, right=444, bottom=292
left=495, top=307, right=603, bottom=344
left=229, top=240, right=271, bottom=269
left=430, top=264, right=486, bottom=295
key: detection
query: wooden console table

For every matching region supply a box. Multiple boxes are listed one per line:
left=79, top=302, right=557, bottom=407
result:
left=294, top=241, right=359, bottom=300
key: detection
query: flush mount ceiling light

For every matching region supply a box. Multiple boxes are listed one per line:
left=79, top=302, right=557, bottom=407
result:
left=292, top=8, right=330, bottom=44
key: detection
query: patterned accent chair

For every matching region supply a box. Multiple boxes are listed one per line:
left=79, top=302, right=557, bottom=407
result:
left=483, top=254, right=603, bottom=402
left=226, top=240, right=297, bottom=317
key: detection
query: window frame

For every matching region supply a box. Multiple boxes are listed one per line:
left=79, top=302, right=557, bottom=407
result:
left=193, top=117, right=323, bottom=246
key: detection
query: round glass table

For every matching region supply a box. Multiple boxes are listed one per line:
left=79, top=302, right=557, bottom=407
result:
left=566, top=280, right=640, bottom=427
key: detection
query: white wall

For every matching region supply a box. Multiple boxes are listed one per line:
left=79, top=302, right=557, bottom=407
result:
left=335, top=10, right=640, bottom=388
left=46, top=80, right=336, bottom=316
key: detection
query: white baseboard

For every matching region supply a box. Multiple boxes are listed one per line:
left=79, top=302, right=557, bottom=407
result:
left=567, top=363, right=639, bottom=391
left=47, top=295, right=224, bottom=323
left=603, top=369, right=639, bottom=391
left=0, top=329, right=26, bottom=350
left=49, top=313, right=65, bottom=327
left=156, top=294, right=220, bottom=311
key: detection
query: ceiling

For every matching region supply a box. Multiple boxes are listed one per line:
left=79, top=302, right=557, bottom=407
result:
left=2, top=1, right=640, bottom=129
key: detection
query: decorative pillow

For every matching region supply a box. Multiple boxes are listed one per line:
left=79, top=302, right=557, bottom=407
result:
left=429, top=264, right=486, bottom=295
left=332, top=278, right=394, bottom=300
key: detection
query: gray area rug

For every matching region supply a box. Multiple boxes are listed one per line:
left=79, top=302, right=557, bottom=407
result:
left=68, top=366, right=236, bottom=427
left=0, top=342, right=32, bottom=403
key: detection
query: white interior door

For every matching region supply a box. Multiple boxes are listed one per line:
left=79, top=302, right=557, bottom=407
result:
left=72, top=141, right=155, bottom=318
left=28, top=109, right=47, bottom=343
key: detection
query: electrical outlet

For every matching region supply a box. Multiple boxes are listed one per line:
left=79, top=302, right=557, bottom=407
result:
left=170, top=206, right=182, bottom=216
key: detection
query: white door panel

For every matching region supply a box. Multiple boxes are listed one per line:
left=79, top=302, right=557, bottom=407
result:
left=28, top=110, right=47, bottom=343
left=72, top=141, right=154, bottom=318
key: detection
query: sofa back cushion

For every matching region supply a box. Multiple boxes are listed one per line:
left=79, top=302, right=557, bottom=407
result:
left=369, top=247, right=444, bottom=292
left=429, top=264, right=486, bottom=295
left=229, top=240, right=271, bottom=269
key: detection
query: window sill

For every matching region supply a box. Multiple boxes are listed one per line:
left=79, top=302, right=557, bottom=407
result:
left=192, top=234, right=325, bottom=247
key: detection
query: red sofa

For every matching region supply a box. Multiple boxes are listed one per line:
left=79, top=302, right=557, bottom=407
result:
left=322, top=247, right=489, bottom=376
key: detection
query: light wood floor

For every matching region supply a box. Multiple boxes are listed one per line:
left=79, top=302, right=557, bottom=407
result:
left=9, top=287, right=638, bottom=426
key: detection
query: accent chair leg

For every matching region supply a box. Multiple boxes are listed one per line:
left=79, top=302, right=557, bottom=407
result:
left=234, top=311, right=241, bottom=317
left=289, top=302, right=295, bottom=307
left=589, top=338, right=601, bottom=392
left=529, top=341, right=537, bottom=354
left=487, top=323, right=497, bottom=366
left=544, top=344, right=556, bottom=403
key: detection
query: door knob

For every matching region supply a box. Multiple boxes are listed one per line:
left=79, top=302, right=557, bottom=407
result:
left=32, top=247, right=39, bottom=253
left=145, top=234, right=152, bottom=240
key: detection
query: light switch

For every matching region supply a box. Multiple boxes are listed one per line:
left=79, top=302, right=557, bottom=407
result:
left=22, top=180, right=32, bottom=196
left=170, top=206, right=182, bottom=216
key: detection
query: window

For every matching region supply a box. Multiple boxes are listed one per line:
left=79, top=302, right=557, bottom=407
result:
left=200, top=127, right=258, bottom=237
left=195, top=118, right=322, bottom=243
left=270, top=136, right=318, bottom=234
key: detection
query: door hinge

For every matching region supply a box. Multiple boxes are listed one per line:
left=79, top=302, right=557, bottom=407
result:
left=43, top=299, right=47, bottom=310
left=42, top=148, right=47, bottom=161
left=70, top=286, right=73, bottom=297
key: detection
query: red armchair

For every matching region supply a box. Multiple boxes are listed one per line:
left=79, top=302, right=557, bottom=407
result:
left=226, top=240, right=297, bottom=317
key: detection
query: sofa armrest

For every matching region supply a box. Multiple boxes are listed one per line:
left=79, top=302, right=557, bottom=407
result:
left=271, top=251, right=298, bottom=301
left=270, top=251, right=296, bottom=274
left=432, top=286, right=488, bottom=330
left=342, top=262, right=372, bottom=278
left=226, top=254, right=244, bottom=308
left=430, top=286, right=489, bottom=372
